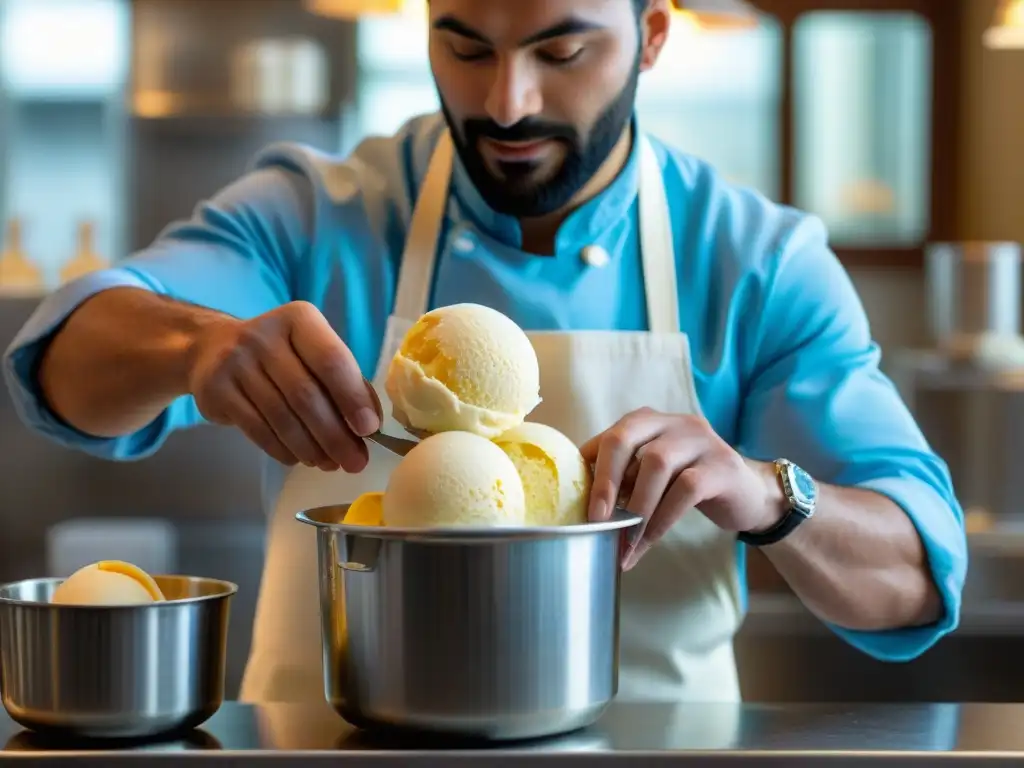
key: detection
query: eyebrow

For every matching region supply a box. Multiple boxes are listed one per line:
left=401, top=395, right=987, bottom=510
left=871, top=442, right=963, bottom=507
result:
left=431, top=15, right=607, bottom=47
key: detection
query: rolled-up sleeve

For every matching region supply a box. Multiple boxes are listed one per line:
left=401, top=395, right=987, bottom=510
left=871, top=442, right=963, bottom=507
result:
left=737, top=215, right=966, bottom=661
left=2, top=164, right=313, bottom=461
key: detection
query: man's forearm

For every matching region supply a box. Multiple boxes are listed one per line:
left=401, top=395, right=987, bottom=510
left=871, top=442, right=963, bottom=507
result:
left=749, top=461, right=943, bottom=632
left=38, top=287, right=225, bottom=438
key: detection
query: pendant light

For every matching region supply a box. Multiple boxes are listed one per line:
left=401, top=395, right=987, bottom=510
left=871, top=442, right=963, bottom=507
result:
left=984, top=0, right=1024, bottom=49
left=302, top=0, right=404, bottom=19
left=671, top=0, right=759, bottom=30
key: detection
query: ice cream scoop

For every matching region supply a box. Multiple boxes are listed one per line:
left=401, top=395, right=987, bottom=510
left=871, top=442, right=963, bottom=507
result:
left=495, top=422, right=592, bottom=527
left=383, top=431, right=527, bottom=528
left=51, top=560, right=166, bottom=606
left=384, top=303, right=541, bottom=439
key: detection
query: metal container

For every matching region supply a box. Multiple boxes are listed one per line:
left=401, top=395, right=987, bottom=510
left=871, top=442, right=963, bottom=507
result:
left=0, top=575, right=236, bottom=739
left=297, top=505, right=642, bottom=741
left=926, top=241, right=1023, bottom=357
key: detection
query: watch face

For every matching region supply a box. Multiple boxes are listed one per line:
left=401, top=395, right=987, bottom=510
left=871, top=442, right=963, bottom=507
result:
left=790, top=465, right=817, bottom=507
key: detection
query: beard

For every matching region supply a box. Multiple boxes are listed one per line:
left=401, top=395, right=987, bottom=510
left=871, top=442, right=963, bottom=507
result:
left=440, top=60, right=641, bottom=219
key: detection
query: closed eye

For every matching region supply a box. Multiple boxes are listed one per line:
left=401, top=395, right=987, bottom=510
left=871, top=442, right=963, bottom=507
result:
left=537, top=48, right=585, bottom=65
left=449, top=43, right=493, bottom=62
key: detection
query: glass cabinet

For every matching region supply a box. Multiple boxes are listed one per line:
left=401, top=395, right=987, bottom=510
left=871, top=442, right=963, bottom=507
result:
left=793, top=11, right=931, bottom=247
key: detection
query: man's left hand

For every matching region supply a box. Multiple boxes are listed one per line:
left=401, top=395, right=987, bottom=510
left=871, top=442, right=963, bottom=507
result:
left=580, top=408, right=788, bottom=570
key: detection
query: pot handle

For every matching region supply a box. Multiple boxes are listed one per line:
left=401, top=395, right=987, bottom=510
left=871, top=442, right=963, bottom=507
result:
left=338, top=533, right=381, bottom=572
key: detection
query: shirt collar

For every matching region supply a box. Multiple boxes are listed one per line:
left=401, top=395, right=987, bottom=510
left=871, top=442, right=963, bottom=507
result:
left=448, top=117, right=642, bottom=255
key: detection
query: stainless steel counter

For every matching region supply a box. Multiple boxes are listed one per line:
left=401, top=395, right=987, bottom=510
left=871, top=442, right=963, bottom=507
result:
left=2, top=700, right=1024, bottom=764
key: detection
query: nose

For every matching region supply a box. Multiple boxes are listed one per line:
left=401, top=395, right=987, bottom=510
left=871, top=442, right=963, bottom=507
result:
left=484, top=57, right=542, bottom=128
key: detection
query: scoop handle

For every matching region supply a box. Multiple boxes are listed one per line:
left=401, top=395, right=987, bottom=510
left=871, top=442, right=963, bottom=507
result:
left=361, top=378, right=419, bottom=457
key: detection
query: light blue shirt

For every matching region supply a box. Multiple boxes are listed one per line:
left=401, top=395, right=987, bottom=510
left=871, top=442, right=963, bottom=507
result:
left=3, top=112, right=966, bottom=662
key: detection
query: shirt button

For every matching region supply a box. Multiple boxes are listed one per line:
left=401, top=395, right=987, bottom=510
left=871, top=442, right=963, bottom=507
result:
left=453, top=234, right=475, bottom=254
left=581, top=245, right=610, bottom=268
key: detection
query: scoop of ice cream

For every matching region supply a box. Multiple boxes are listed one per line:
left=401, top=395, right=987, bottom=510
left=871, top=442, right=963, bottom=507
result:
left=51, top=560, right=166, bottom=606
left=384, top=303, right=541, bottom=439
left=383, top=431, right=527, bottom=528
left=345, top=492, right=384, bottom=526
left=494, top=422, right=592, bottom=526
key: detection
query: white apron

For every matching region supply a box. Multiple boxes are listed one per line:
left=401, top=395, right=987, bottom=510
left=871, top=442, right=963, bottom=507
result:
left=240, top=131, right=744, bottom=705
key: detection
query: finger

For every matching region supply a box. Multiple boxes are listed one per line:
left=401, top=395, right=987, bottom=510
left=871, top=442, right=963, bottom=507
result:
left=647, top=466, right=716, bottom=544
left=623, top=439, right=679, bottom=524
left=579, top=433, right=601, bottom=465
left=288, top=308, right=380, bottom=437
left=618, top=459, right=674, bottom=571
left=623, top=437, right=717, bottom=569
left=238, top=370, right=330, bottom=469
left=261, top=351, right=368, bottom=472
left=580, top=408, right=672, bottom=459
left=588, top=412, right=669, bottom=522
left=617, top=459, right=641, bottom=507
left=226, top=389, right=299, bottom=467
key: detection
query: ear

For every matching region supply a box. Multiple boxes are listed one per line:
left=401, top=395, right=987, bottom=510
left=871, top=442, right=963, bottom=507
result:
left=639, top=0, right=672, bottom=72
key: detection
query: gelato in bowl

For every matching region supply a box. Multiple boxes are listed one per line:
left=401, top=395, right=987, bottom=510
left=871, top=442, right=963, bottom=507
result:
left=0, top=565, right=236, bottom=740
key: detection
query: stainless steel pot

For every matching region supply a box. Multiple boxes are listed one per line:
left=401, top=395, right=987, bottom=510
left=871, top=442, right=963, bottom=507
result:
left=0, top=575, right=236, bottom=740
left=297, top=506, right=642, bottom=741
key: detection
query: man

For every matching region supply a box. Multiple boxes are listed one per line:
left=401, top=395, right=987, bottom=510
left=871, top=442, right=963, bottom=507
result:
left=4, top=0, right=965, bottom=705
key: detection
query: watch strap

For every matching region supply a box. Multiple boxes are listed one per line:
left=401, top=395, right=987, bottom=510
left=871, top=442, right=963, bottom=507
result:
left=737, top=507, right=810, bottom=547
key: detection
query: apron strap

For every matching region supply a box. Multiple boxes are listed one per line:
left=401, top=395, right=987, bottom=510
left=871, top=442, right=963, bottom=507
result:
left=391, top=129, right=680, bottom=334
left=637, top=136, right=680, bottom=335
left=392, top=131, right=454, bottom=320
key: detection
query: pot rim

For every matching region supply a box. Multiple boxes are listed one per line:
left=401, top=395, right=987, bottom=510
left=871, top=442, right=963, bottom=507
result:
left=296, top=505, right=643, bottom=542
left=0, top=575, right=238, bottom=609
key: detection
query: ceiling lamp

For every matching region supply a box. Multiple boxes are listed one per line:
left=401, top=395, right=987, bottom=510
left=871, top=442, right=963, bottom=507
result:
left=984, top=0, right=1024, bottom=49
left=302, top=0, right=404, bottom=19
left=671, top=0, right=759, bottom=30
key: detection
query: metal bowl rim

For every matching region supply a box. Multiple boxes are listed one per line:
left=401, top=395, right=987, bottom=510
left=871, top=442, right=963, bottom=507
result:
left=296, top=505, right=642, bottom=541
left=0, top=575, right=238, bottom=608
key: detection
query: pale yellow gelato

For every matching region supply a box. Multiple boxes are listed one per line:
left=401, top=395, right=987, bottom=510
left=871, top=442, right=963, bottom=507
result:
left=495, top=422, right=592, bottom=527
left=51, top=560, right=166, bottom=606
left=385, top=303, right=541, bottom=439
left=382, top=431, right=527, bottom=528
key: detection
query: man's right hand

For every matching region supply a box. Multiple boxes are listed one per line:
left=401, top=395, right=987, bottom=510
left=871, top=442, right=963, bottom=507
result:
left=187, top=301, right=380, bottom=472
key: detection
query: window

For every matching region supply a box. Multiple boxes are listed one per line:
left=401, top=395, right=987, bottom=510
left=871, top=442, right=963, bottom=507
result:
left=349, top=0, right=438, bottom=147
left=0, top=0, right=129, bottom=282
left=637, top=14, right=783, bottom=199
left=0, top=0, right=129, bottom=98
left=792, top=12, right=931, bottom=246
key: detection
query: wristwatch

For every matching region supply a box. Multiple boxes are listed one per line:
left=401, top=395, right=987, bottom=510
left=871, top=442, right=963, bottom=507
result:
left=737, top=458, right=817, bottom=547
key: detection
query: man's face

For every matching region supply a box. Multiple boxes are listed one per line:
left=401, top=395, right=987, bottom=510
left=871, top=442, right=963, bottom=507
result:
left=429, top=0, right=662, bottom=218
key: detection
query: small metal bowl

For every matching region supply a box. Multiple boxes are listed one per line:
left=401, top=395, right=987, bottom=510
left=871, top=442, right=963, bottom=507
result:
left=0, top=575, right=236, bottom=740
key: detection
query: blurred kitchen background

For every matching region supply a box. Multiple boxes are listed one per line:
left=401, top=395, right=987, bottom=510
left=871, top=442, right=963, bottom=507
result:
left=1, top=0, right=1023, bottom=703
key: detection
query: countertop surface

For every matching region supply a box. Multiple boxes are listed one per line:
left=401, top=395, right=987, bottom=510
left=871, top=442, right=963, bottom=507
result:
left=2, top=700, right=1024, bottom=764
